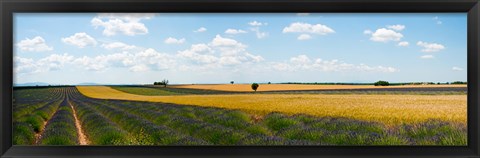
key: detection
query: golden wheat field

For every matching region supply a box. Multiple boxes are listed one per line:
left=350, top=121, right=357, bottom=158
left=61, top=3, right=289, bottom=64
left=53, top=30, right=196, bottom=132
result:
left=168, top=84, right=467, bottom=92
left=77, top=86, right=466, bottom=125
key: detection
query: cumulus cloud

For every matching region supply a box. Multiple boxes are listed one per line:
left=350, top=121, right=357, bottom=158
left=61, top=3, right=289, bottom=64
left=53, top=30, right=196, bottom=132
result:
left=417, top=41, right=445, bottom=52
left=101, top=42, right=136, bottom=50
left=164, top=37, right=186, bottom=44
left=452, top=66, right=463, bottom=71
left=14, top=57, right=38, bottom=74
left=91, top=13, right=155, bottom=36
left=398, top=41, right=409, bottom=47
left=369, top=28, right=403, bottom=42
left=290, top=55, right=311, bottom=64
left=132, top=48, right=176, bottom=71
left=272, top=55, right=397, bottom=73
left=248, top=21, right=267, bottom=26
left=194, top=27, right=207, bottom=33
left=282, top=22, right=335, bottom=35
left=16, top=36, right=53, bottom=52
left=297, top=34, right=312, bottom=40
left=363, top=30, right=373, bottom=35
left=62, top=32, right=97, bottom=48
left=178, top=44, right=217, bottom=64
left=129, top=64, right=149, bottom=72
left=74, top=48, right=175, bottom=72
left=247, top=21, right=268, bottom=39
left=250, top=27, right=268, bottom=39
left=14, top=53, right=74, bottom=74
left=178, top=35, right=264, bottom=67
left=420, top=55, right=434, bottom=59
left=386, top=25, right=405, bottom=31
left=225, top=29, right=247, bottom=34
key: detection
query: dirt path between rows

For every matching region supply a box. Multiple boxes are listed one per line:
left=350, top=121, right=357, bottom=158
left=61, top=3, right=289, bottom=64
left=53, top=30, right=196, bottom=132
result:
left=69, top=100, right=89, bottom=145
left=34, top=121, right=48, bottom=144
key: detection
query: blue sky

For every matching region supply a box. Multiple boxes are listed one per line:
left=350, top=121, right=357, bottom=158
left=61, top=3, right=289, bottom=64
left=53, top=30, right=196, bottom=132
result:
left=13, top=13, right=467, bottom=85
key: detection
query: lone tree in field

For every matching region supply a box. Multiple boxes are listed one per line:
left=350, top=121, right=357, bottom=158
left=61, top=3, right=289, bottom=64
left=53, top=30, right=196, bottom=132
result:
left=161, top=79, right=169, bottom=87
left=251, top=83, right=259, bottom=92
left=374, top=80, right=389, bottom=86
left=230, top=81, right=234, bottom=84
left=154, top=79, right=169, bottom=87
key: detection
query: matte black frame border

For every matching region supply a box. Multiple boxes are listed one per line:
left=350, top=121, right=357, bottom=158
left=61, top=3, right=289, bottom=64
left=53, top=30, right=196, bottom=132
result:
left=1, top=0, right=479, bottom=157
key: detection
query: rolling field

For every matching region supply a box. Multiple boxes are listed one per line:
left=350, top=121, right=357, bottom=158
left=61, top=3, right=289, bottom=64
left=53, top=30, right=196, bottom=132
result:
left=77, top=86, right=466, bottom=125
left=14, top=87, right=467, bottom=145
left=168, top=84, right=467, bottom=92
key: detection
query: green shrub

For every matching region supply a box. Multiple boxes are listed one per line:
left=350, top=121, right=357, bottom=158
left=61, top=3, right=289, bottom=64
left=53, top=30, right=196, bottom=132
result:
left=374, top=80, right=389, bottom=86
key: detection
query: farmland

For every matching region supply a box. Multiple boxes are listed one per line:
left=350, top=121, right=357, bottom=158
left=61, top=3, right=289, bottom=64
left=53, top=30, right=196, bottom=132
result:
left=13, top=85, right=467, bottom=146
left=77, top=86, right=466, bottom=125
left=168, top=84, right=467, bottom=92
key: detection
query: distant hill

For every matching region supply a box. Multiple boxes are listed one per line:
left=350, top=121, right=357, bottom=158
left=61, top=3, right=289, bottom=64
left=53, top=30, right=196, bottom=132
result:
left=14, top=82, right=50, bottom=87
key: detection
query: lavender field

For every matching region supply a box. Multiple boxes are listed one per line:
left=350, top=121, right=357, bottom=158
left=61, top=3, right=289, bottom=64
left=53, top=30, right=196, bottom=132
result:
left=13, top=86, right=466, bottom=145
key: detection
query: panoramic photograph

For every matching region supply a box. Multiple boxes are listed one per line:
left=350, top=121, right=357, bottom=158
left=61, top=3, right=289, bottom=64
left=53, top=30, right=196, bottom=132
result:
left=13, top=13, right=467, bottom=146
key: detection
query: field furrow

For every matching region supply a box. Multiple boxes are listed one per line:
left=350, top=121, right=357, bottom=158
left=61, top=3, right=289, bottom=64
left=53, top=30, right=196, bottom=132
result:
left=68, top=88, right=131, bottom=145
left=38, top=92, right=78, bottom=145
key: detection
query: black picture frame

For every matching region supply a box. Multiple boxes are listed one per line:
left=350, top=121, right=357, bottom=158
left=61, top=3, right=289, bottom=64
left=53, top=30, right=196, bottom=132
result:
left=1, top=0, right=479, bottom=157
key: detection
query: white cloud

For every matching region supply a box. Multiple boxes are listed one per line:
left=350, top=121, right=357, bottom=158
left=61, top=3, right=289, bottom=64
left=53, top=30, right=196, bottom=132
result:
left=210, top=35, right=246, bottom=49
left=363, top=30, right=373, bottom=35
left=282, top=22, right=335, bottom=35
left=417, top=41, right=445, bottom=52
left=420, top=55, right=434, bottom=59
left=248, top=21, right=267, bottom=26
left=74, top=48, right=175, bottom=72
left=290, top=55, right=311, bottom=64
left=62, top=32, right=97, bottom=48
left=296, top=13, right=310, bottom=16
left=14, top=53, right=74, bottom=74
left=73, top=55, right=120, bottom=71
left=101, top=42, right=136, bottom=50
left=248, top=22, right=268, bottom=39
left=272, top=55, right=397, bottom=73
left=452, top=66, right=463, bottom=71
left=194, top=27, right=207, bottom=33
left=369, top=28, right=403, bottom=42
left=133, top=48, right=176, bottom=71
left=225, top=29, right=247, bottom=34
left=386, top=25, right=405, bottom=31
left=38, top=53, right=75, bottom=71
left=178, top=35, right=264, bottom=67
left=356, top=64, right=397, bottom=73
left=250, top=27, right=268, bottom=39
left=129, top=64, right=149, bottom=72
left=91, top=13, right=155, bottom=36
left=398, top=41, right=409, bottom=47
left=164, top=37, right=186, bottom=44
left=14, top=57, right=38, bottom=74
left=16, top=36, right=53, bottom=52
left=177, top=44, right=218, bottom=64
left=297, top=34, right=312, bottom=40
